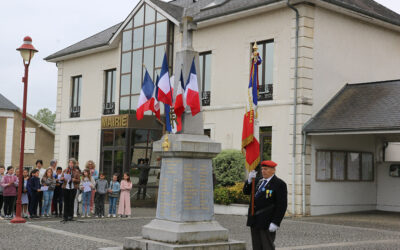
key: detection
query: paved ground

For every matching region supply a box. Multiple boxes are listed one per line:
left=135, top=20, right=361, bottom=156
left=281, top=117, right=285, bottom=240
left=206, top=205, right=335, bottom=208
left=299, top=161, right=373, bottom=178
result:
left=1, top=209, right=400, bottom=249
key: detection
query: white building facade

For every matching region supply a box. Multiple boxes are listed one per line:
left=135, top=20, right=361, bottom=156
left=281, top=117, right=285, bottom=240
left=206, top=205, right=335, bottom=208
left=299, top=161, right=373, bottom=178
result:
left=45, top=0, right=400, bottom=215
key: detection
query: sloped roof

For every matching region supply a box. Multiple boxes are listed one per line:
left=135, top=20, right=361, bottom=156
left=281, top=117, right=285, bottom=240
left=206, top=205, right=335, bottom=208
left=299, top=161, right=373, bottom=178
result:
left=304, top=80, right=400, bottom=133
left=45, top=0, right=400, bottom=61
left=0, top=93, right=19, bottom=111
left=44, top=23, right=122, bottom=61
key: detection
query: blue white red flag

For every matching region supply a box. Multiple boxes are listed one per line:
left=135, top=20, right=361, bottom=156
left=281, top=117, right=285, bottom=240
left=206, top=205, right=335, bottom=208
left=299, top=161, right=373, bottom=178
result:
left=150, top=75, right=160, bottom=119
left=174, top=70, right=185, bottom=132
left=248, top=55, right=262, bottom=107
left=157, top=53, right=173, bottom=106
left=184, top=58, right=201, bottom=116
left=136, top=70, right=155, bottom=120
left=165, top=75, right=177, bottom=133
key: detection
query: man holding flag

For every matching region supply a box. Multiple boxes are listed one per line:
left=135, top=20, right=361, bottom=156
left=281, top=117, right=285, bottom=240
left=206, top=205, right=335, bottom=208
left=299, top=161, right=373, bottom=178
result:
left=242, top=43, right=287, bottom=250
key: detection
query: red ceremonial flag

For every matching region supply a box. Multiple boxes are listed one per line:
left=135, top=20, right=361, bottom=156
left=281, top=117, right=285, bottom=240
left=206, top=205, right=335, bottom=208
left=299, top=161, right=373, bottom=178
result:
left=242, top=109, right=260, bottom=171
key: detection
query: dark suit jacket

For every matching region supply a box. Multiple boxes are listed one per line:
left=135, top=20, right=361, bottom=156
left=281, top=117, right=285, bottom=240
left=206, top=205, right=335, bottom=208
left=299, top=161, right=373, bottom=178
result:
left=243, top=175, right=288, bottom=229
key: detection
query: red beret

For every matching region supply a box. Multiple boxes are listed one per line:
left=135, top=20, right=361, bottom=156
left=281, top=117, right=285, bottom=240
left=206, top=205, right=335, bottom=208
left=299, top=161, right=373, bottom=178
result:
left=261, top=160, right=277, bottom=168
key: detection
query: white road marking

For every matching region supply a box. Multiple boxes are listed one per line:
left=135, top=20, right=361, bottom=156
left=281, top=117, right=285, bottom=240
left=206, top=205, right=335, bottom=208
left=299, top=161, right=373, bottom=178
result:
left=278, top=239, right=400, bottom=249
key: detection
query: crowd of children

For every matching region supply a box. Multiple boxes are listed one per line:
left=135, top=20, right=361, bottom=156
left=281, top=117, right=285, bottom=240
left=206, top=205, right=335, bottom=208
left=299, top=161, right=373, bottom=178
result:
left=0, top=158, right=133, bottom=220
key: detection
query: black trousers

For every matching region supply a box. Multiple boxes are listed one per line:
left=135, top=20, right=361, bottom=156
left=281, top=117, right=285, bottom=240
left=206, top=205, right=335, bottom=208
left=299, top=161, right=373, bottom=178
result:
left=63, top=189, right=76, bottom=219
left=3, top=196, right=16, bottom=216
left=53, top=188, right=63, bottom=215
left=37, top=191, right=43, bottom=215
left=250, top=227, right=276, bottom=250
left=0, top=195, right=3, bottom=215
left=95, top=193, right=106, bottom=216
left=29, top=192, right=38, bottom=216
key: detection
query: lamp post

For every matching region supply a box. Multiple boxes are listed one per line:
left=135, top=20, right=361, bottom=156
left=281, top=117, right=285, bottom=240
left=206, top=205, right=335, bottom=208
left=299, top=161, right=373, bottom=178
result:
left=10, top=36, right=38, bottom=224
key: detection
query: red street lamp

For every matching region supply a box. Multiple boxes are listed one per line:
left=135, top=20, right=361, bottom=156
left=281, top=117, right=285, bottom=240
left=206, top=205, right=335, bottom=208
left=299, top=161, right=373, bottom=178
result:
left=11, top=36, right=38, bottom=224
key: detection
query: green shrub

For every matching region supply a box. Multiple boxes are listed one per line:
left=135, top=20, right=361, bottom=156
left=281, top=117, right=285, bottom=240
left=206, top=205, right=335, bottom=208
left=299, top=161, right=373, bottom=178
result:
left=213, top=149, right=246, bottom=187
left=214, top=182, right=250, bottom=205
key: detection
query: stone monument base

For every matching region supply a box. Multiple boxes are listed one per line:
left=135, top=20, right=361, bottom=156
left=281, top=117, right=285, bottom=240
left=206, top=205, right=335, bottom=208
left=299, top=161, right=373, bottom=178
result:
left=123, top=237, right=246, bottom=250
left=142, top=219, right=229, bottom=244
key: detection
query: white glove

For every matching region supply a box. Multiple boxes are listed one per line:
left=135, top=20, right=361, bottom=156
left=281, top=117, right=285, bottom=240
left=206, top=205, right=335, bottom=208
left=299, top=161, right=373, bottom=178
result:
left=247, top=170, right=257, bottom=183
left=269, top=223, right=279, bottom=232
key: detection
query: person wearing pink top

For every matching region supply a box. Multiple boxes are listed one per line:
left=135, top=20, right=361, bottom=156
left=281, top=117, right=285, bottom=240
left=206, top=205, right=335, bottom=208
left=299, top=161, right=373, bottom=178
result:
left=0, top=166, right=18, bottom=219
left=118, top=172, right=132, bottom=218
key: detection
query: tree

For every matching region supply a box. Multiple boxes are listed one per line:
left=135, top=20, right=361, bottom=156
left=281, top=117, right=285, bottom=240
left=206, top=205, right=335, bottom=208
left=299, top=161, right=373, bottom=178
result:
left=34, top=108, right=56, bottom=130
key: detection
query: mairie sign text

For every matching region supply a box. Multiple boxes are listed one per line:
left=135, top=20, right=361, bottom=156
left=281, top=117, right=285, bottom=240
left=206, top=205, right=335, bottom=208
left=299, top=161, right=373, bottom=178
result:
left=101, top=114, right=129, bottom=129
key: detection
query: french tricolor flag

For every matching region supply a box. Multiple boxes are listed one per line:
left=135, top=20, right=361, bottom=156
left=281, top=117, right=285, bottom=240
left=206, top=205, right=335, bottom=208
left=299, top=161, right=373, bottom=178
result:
left=136, top=70, right=155, bottom=120
left=157, top=53, right=173, bottom=106
left=184, top=58, right=201, bottom=116
left=174, top=70, right=185, bottom=132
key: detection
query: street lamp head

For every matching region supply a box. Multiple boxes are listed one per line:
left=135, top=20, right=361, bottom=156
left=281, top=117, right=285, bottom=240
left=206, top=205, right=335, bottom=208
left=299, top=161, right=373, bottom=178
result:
left=16, top=36, right=38, bottom=63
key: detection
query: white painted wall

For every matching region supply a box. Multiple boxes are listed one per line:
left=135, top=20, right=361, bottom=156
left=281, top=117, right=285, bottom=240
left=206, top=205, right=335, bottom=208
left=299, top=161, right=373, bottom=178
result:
left=385, top=143, right=400, bottom=162
left=56, top=46, right=120, bottom=169
left=377, top=162, right=400, bottom=212
left=310, top=134, right=377, bottom=215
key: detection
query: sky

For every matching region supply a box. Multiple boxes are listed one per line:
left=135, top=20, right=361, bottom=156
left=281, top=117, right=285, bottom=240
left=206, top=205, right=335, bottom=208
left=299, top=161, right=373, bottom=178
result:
left=0, top=0, right=399, bottom=115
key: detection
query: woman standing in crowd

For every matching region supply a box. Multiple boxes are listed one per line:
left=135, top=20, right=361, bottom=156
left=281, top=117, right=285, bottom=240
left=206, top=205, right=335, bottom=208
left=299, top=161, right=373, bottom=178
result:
left=27, top=169, right=41, bottom=218
left=21, top=168, right=29, bottom=218
left=35, top=160, right=45, bottom=216
left=87, top=160, right=98, bottom=214
left=118, top=172, right=132, bottom=218
left=95, top=173, right=108, bottom=218
left=41, top=168, right=56, bottom=217
left=61, top=158, right=80, bottom=222
left=0, top=165, right=5, bottom=218
left=108, top=174, right=120, bottom=218
left=80, top=169, right=95, bottom=217
left=0, top=166, right=18, bottom=219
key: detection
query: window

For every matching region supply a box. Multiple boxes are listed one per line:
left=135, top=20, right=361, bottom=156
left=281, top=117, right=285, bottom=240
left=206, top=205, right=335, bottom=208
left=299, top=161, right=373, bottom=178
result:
left=204, top=129, right=211, bottom=138
left=252, top=40, right=274, bottom=101
left=316, top=150, right=374, bottom=181
left=24, top=127, right=36, bottom=153
left=71, top=76, right=82, bottom=118
left=69, top=135, right=79, bottom=161
left=120, top=4, right=174, bottom=114
left=199, top=52, right=212, bottom=106
left=260, top=127, right=272, bottom=162
left=104, top=69, right=116, bottom=115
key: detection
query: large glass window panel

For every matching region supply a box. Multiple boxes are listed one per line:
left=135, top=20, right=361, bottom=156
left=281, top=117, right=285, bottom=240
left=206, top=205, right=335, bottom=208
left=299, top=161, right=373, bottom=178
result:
left=265, top=42, right=274, bottom=85
left=120, top=96, right=130, bottom=114
left=144, top=24, right=155, bottom=47
left=317, top=151, right=331, bottom=181
left=143, top=47, right=154, bottom=78
left=155, top=45, right=166, bottom=68
left=125, top=19, right=133, bottom=29
left=134, top=6, right=144, bottom=27
left=204, top=54, right=211, bottom=92
left=132, top=50, right=143, bottom=94
left=120, top=74, right=131, bottom=95
left=121, top=52, right=132, bottom=74
left=122, top=30, right=132, bottom=51
left=103, top=130, right=114, bottom=147
left=132, top=148, right=148, bottom=166
left=157, top=12, right=166, bottom=21
left=362, top=153, right=373, bottom=181
left=103, top=150, right=113, bottom=180
left=145, top=5, right=156, bottom=24
left=115, top=129, right=126, bottom=146
left=133, top=28, right=143, bottom=49
left=332, top=152, right=345, bottom=180
left=131, top=95, right=139, bottom=111
left=347, top=153, right=360, bottom=180
left=133, top=129, right=149, bottom=146
left=156, top=21, right=167, bottom=44
left=114, top=151, right=124, bottom=177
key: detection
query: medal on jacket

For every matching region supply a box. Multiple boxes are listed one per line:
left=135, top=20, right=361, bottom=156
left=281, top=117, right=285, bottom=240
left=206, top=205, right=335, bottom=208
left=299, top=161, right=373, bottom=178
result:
left=266, top=189, right=273, bottom=198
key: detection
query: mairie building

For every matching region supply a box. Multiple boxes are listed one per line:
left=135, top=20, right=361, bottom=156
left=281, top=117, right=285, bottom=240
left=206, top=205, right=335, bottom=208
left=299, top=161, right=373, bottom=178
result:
left=45, top=0, right=400, bottom=216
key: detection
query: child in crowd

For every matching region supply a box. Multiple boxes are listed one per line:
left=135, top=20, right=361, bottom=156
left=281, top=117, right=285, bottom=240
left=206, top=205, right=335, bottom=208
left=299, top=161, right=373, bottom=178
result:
left=86, top=160, right=98, bottom=214
left=28, top=169, right=41, bottom=218
left=73, top=166, right=82, bottom=218
left=0, top=166, right=18, bottom=219
left=108, top=174, right=120, bottom=218
left=21, top=168, right=29, bottom=218
left=41, top=168, right=56, bottom=217
left=53, top=167, right=63, bottom=217
left=95, top=173, right=108, bottom=218
left=0, top=165, right=5, bottom=218
left=80, top=169, right=95, bottom=217
left=118, top=173, right=132, bottom=218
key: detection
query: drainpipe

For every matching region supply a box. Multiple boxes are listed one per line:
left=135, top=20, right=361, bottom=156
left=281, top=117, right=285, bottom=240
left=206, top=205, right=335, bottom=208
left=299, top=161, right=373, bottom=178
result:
left=287, top=0, right=300, bottom=216
left=301, top=130, right=307, bottom=215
